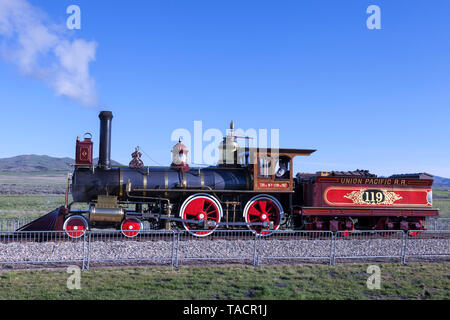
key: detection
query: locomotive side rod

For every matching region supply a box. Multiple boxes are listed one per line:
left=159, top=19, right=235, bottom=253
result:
left=150, top=214, right=272, bottom=228
left=63, top=209, right=271, bottom=228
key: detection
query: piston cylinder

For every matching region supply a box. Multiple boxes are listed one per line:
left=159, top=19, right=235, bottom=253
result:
left=89, top=206, right=124, bottom=223
left=89, top=195, right=124, bottom=222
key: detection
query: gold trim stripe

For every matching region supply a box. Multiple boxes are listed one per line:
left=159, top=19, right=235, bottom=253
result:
left=119, top=168, right=123, bottom=197
left=200, top=171, right=204, bottom=187
left=143, top=174, right=147, bottom=197
left=182, top=170, right=187, bottom=188
left=164, top=172, right=168, bottom=189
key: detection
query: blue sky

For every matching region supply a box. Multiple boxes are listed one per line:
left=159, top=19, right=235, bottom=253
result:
left=0, top=0, right=449, bottom=177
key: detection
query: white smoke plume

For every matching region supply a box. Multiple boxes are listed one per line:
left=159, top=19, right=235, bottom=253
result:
left=0, top=0, right=98, bottom=106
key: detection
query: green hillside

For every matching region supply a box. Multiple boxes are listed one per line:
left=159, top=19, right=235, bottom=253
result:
left=0, top=155, right=72, bottom=172
left=0, top=155, right=122, bottom=173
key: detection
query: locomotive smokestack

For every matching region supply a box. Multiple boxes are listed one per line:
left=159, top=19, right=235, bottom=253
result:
left=98, top=111, right=113, bottom=169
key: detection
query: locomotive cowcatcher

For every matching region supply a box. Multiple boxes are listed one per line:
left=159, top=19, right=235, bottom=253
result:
left=20, top=111, right=440, bottom=237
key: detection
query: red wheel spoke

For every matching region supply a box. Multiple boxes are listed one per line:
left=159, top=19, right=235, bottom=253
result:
left=206, top=212, right=218, bottom=218
left=185, top=198, right=206, bottom=215
left=258, top=200, right=267, bottom=213
left=205, top=207, right=218, bottom=215
left=266, top=204, right=275, bottom=214
left=248, top=206, right=262, bottom=216
left=204, top=202, right=213, bottom=212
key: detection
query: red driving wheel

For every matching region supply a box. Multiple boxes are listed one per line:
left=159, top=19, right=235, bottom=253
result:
left=121, top=218, right=143, bottom=238
left=63, top=215, right=88, bottom=239
left=244, top=195, right=283, bottom=236
left=180, top=194, right=222, bottom=237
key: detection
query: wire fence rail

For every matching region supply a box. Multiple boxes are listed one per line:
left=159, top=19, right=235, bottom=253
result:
left=425, top=218, right=450, bottom=231
left=0, top=228, right=448, bottom=270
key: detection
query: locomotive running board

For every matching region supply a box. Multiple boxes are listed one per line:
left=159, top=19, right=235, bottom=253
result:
left=16, top=206, right=65, bottom=232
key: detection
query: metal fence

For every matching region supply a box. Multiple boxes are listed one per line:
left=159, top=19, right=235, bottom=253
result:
left=0, top=231, right=87, bottom=269
left=404, top=230, right=450, bottom=263
left=0, top=217, right=36, bottom=232
left=175, top=230, right=257, bottom=267
left=85, top=230, right=177, bottom=269
left=257, top=231, right=333, bottom=265
left=425, top=218, right=450, bottom=231
left=1, top=228, right=449, bottom=270
left=332, top=230, right=404, bottom=265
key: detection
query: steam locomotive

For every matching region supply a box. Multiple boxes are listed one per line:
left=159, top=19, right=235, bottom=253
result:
left=36, top=111, right=440, bottom=238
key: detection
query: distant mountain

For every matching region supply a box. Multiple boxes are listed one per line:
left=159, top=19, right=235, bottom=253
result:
left=434, top=176, right=450, bottom=187
left=0, top=155, right=122, bottom=173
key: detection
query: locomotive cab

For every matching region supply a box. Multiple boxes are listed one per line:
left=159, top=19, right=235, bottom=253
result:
left=247, top=148, right=315, bottom=192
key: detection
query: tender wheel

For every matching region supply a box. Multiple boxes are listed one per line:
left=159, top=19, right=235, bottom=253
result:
left=409, top=220, right=425, bottom=237
left=341, top=218, right=355, bottom=237
left=121, top=218, right=143, bottom=238
left=243, top=195, right=284, bottom=236
left=180, top=194, right=222, bottom=237
left=63, top=215, right=88, bottom=239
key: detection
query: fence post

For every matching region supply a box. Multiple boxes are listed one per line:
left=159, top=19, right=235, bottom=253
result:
left=171, top=231, right=176, bottom=267
left=330, top=232, right=336, bottom=266
left=253, top=233, right=261, bottom=267
left=82, top=232, right=86, bottom=270
left=252, top=233, right=257, bottom=266
left=400, top=231, right=408, bottom=264
left=86, top=231, right=92, bottom=270
left=174, top=232, right=180, bottom=268
left=329, top=232, right=333, bottom=266
left=401, top=231, right=408, bottom=265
